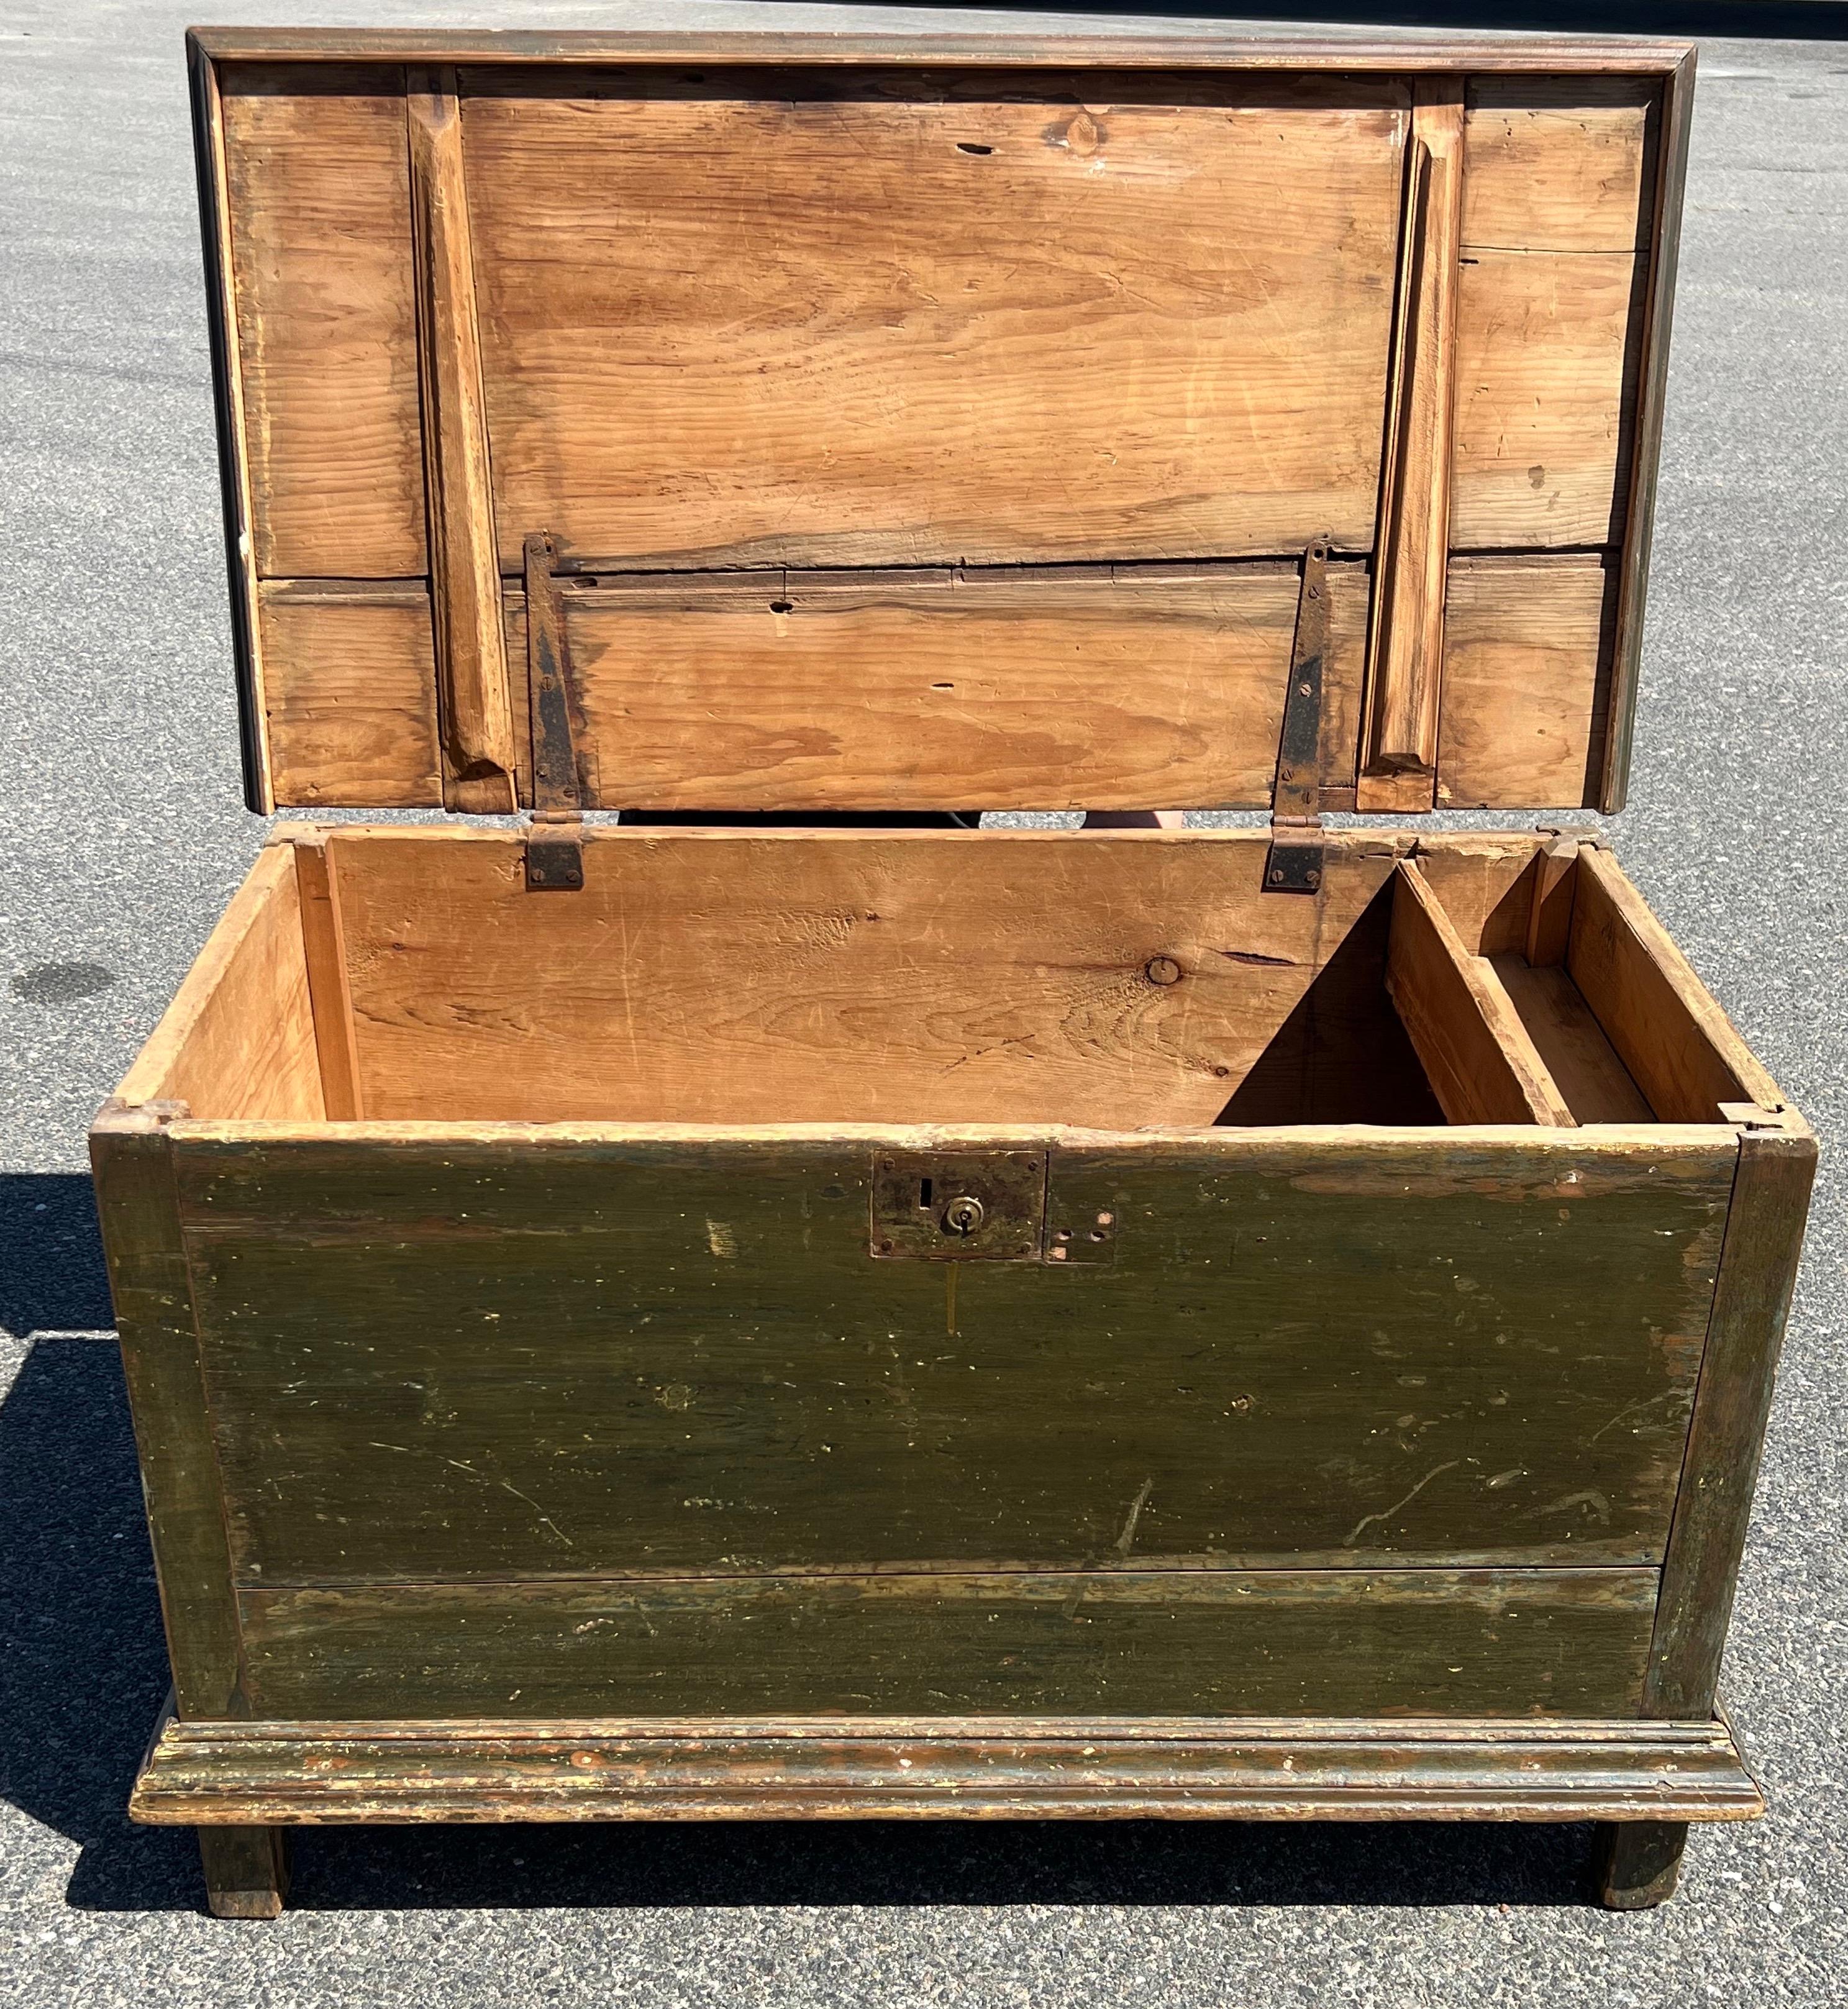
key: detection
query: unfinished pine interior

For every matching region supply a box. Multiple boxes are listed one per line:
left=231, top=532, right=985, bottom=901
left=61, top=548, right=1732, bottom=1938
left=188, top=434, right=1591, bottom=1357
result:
left=119, top=826, right=1782, bottom=1134
left=94, top=32, right=1818, bottom=1918
left=215, top=44, right=1673, bottom=818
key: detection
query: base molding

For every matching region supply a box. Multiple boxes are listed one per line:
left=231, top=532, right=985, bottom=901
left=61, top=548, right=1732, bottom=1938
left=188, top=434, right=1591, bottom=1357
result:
left=132, top=1711, right=1763, bottom=1826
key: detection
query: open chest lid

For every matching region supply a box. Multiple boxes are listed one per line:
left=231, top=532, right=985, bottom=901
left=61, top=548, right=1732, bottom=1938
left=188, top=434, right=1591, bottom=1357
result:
left=190, top=29, right=1692, bottom=821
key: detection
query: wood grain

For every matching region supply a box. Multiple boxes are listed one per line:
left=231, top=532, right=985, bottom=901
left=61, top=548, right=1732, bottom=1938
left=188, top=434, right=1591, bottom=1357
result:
left=170, top=1126, right=1732, bottom=1582
left=462, top=75, right=1406, bottom=568
left=207, top=59, right=1672, bottom=817
left=1524, top=836, right=1580, bottom=968
left=261, top=564, right=1372, bottom=814
left=1490, top=957, right=1654, bottom=1124
left=115, top=845, right=322, bottom=1122
left=406, top=72, right=518, bottom=813
left=1645, top=1116, right=1816, bottom=1718
left=231, top=1569, right=1658, bottom=1720
left=135, top=1710, right=1761, bottom=1828
left=553, top=564, right=1367, bottom=812
left=1386, top=863, right=1575, bottom=1126
left=1409, top=834, right=1552, bottom=959
left=324, top=828, right=1404, bottom=1128
left=1360, top=81, right=1463, bottom=811
left=257, top=583, right=442, bottom=808
left=250, top=555, right=1609, bottom=815
left=1568, top=849, right=1785, bottom=1123
left=1462, top=79, right=1655, bottom=253
left=89, top=1113, right=247, bottom=1720
left=1450, top=80, right=1655, bottom=558
left=219, top=68, right=424, bottom=578
left=1450, top=248, right=1642, bottom=550
left=291, top=834, right=362, bottom=1121
left=1437, top=556, right=1614, bottom=809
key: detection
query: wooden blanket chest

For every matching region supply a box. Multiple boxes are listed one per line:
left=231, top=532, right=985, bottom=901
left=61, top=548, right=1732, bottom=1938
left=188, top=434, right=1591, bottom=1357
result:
left=96, top=29, right=1814, bottom=1915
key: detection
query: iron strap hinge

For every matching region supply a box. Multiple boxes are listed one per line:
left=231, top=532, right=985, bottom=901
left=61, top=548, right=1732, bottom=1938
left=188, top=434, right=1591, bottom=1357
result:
left=523, top=531, right=585, bottom=891
left=1265, top=536, right=1331, bottom=895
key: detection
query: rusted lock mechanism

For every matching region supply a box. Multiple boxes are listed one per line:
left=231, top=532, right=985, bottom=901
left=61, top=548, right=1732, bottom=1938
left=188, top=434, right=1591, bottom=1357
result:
left=870, top=1151, right=1044, bottom=1261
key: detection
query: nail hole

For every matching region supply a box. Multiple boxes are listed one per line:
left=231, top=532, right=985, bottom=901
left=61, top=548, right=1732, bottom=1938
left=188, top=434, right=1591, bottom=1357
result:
left=769, top=599, right=793, bottom=614
left=956, top=142, right=993, bottom=155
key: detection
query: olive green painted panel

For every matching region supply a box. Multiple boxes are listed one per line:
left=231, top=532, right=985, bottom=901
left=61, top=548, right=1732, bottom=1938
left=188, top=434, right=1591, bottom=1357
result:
left=237, top=1567, right=1657, bottom=1720
left=174, top=1131, right=1732, bottom=1583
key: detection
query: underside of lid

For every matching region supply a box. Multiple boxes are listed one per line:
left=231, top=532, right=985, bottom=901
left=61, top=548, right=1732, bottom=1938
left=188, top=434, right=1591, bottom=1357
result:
left=188, top=31, right=1693, bottom=818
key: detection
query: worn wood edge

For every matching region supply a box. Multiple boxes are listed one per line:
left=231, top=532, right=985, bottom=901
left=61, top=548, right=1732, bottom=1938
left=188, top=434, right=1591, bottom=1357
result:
left=1387, top=862, right=1577, bottom=1126
left=111, top=847, right=299, bottom=1111
left=131, top=1710, right=1761, bottom=1826
left=1602, top=52, right=1695, bottom=813
left=160, top=1116, right=1744, bottom=1151
left=88, top=1123, right=248, bottom=1718
left=189, top=29, right=1695, bottom=73
left=1644, top=1115, right=1818, bottom=1719
left=1525, top=836, right=1579, bottom=967
left=299, top=823, right=1547, bottom=856
left=290, top=836, right=362, bottom=1121
left=311, top=823, right=1409, bottom=849
left=1577, top=847, right=1788, bottom=1113
left=1360, top=81, right=1463, bottom=807
left=188, top=42, right=270, bottom=813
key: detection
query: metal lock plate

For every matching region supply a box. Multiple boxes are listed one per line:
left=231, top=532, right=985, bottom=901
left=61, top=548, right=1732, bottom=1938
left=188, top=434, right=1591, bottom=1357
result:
left=870, top=1150, right=1046, bottom=1261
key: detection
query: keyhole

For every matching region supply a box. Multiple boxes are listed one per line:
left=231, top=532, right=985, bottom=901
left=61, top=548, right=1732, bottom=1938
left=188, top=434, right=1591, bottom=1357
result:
left=941, top=1196, right=986, bottom=1237
left=917, top=1177, right=934, bottom=1212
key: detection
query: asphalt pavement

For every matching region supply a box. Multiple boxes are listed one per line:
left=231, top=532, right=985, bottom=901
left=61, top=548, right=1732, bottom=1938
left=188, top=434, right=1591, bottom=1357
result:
left=0, top=1, right=1843, bottom=2003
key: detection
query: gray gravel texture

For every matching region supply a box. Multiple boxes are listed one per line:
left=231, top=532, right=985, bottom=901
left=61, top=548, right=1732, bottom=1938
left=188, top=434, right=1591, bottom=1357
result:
left=1, top=0, right=1843, bottom=2002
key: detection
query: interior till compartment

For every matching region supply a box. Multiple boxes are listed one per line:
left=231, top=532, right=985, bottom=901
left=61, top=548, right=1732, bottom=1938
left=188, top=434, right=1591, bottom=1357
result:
left=117, top=828, right=1780, bottom=1132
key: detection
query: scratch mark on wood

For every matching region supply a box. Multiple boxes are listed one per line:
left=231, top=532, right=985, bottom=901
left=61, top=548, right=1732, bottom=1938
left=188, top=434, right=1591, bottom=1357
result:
left=443, top=1457, right=576, bottom=1549
left=1116, top=1477, right=1155, bottom=1559
left=1345, top=1460, right=1461, bottom=1547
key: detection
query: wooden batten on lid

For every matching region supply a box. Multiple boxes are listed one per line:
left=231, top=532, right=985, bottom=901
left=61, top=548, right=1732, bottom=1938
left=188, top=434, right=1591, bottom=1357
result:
left=188, top=32, right=1693, bottom=821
